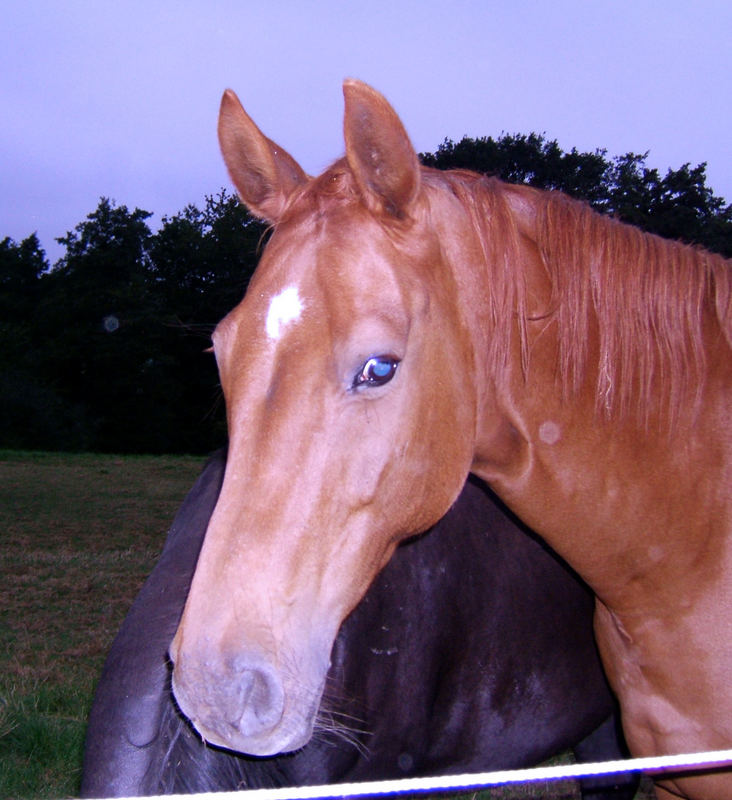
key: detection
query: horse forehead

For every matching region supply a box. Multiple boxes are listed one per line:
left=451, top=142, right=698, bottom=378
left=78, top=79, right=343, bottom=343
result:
left=276, top=199, right=411, bottom=273
left=265, top=215, right=412, bottom=311
left=218, top=208, right=426, bottom=355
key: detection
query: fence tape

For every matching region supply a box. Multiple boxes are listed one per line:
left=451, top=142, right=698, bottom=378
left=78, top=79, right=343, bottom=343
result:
left=96, top=748, right=732, bottom=800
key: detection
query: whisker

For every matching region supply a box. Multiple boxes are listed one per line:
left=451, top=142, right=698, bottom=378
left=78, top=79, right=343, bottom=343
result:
left=312, top=680, right=372, bottom=757
left=277, top=648, right=372, bottom=759
left=312, top=706, right=371, bottom=758
left=162, top=317, right=218, bottom=338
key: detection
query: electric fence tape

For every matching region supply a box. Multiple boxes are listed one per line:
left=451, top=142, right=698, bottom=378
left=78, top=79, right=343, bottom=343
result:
left=91, top=747, right=732, bottom=800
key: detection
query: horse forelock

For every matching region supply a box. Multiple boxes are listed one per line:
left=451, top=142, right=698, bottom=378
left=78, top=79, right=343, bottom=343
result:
left=275, top=160, right=366, bottom=229
left=276, top=159, right=435, bottom=239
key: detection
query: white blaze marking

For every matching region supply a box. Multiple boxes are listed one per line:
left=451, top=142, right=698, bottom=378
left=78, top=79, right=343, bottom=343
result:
left=266, top=286, right=303, bottom=340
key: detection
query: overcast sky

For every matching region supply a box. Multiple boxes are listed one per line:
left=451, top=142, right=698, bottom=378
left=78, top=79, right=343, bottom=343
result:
left=2, top=1, right=730, bottom=264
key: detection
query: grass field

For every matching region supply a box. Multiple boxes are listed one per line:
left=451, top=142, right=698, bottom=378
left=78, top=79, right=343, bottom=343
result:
left=0, top=450, right=206, bottom=798
left=0, top=451, right=653, bottom=800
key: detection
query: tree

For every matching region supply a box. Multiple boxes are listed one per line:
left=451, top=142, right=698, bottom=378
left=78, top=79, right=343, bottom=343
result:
left=0, top=233, right=47, bottom=297
left=421, top=135, right=732, bottom=256
left=0, top=233, right=48, bottom=358
left=31, top=198, right=156, bottom=451
left=0, top=193, right=266, bottom=453
left=0, top=234, right=73, bottom=450
left=143, top=190, right=267, bottom=452
left=422, top=133, right=610, bottom=206
left=148, top=189, right=265, bottom=325
left=605, top=156, right=732, bottom=254
left=2, top=134, right=728, bottom=454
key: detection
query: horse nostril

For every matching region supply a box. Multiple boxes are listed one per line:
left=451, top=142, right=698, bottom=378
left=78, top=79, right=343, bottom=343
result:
left=228, top=660, right=285, bottom=735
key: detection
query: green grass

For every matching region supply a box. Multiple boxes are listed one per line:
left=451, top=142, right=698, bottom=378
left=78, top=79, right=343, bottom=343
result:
left=0, top=682, right=88, bottom=799
left=0, top=451, right=654, bottom=799
left=0, top=450, right=205, bottom=798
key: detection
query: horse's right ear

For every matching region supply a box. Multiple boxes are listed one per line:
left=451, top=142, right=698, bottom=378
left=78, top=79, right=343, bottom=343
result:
left=218, top=89, right=308, bottom=223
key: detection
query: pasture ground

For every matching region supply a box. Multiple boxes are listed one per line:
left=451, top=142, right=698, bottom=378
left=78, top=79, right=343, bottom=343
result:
left=0, top=451, right=653, bottom=799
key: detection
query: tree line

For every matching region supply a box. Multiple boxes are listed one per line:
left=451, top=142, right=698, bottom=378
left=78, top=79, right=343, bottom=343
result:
left=2, top=134, right=730, bottom=454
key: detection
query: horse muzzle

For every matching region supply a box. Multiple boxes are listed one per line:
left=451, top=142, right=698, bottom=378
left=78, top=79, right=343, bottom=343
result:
left=169, top=642, right=325, bottom=756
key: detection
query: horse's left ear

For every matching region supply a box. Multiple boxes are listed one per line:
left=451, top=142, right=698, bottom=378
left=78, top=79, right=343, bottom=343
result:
left=343, top=80, right=420, bottom=219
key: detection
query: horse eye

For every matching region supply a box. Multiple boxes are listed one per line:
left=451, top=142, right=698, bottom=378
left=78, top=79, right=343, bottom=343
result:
left=352, top=356, right=400, bottom=389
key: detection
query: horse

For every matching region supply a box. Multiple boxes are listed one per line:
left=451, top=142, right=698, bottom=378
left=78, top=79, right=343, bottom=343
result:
left=82, top=448, right=637, bottom=799
left=169, top=81, right=731, bottom=800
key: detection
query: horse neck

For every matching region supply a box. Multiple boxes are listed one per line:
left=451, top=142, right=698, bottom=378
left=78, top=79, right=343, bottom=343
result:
left=438, top=178, right=732, bottom=608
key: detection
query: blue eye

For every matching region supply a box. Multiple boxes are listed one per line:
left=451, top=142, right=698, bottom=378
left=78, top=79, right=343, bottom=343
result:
left=352, top=356, right=400, bottom=389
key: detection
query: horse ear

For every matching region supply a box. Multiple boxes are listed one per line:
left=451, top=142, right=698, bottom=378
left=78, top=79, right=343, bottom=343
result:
left=218, top=89, right=308, bottom=223
left=343, top=80, right=420, bottom=219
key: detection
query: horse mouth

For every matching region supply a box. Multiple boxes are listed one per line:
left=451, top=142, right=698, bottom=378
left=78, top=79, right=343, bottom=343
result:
left=190, top=708, right=318, bottom=757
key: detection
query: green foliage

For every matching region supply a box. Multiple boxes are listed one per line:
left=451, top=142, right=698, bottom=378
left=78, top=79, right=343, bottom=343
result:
left=0, top=233, right=48, bottom=300
left=149, top=190, right=265, bottom=326
left=1, top=133, right=729, bottom=453
left=421, top=134, right=731, bottom=256
left=604, top=155, right=732, bottom=254
left=0, top=192, right=265, bottom=454
left=421, top=133, right=610, bottom=204
left=142, top=191, right=267, bottom=453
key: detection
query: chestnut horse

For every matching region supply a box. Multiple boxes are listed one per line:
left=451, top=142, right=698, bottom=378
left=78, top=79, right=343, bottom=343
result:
left=170, top=81, right=731, bottom=800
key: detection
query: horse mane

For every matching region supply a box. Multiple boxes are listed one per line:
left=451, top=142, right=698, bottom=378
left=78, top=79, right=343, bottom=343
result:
left=537, top=188, right=730, bottom=423
left=429, top=170, right=732, bottom=425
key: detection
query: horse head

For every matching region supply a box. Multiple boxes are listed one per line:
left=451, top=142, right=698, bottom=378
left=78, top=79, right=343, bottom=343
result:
left=169, top=81, right=480, bottom=755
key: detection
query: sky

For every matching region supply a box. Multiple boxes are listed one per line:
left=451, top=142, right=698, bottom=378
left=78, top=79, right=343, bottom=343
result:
left=2, top=1, right=730, bottom=265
